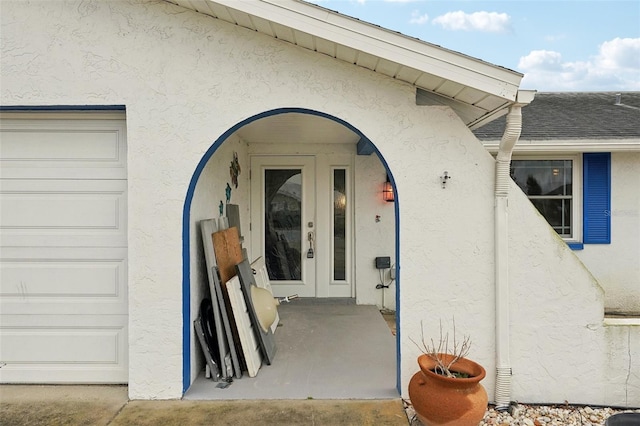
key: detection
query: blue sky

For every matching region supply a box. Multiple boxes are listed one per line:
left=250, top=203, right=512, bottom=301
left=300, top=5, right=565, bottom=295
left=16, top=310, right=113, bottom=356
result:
left=306, top=0, right=640, bottom=92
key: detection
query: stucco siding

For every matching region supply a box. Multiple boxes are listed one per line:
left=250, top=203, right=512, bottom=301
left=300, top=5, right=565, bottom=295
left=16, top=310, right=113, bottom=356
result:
left=2, top=0, right=635, bottom=405
left=354, top=155, right=396, bottom=310
left=508, top=182, right=637, bottom=405
left=396, top=111, right=499, bottom=400
left=1, top=0, right=417, bottom=398
left=509, top=182, right=603, bottom=403
left=603, top=322, right=640, bottom=406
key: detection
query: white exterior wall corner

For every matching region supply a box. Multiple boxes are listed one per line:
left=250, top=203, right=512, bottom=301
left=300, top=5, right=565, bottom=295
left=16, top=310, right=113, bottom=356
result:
left=576, top=152, right=640, bottom=314
left=394, top=112, right=499, bottom=401
left=3, top=0, right=631, bottom=404
left=603, top=323, right=640, bottom=406
left=1, top=0, right=431, bottom=398
left=507, top=183, right=640, bottom=406
left=353, top=156, right=396, bottom=310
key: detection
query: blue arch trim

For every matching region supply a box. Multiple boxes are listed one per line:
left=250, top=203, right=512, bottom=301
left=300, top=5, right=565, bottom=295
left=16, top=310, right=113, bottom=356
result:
left=182, top=107, right=400, bottom=394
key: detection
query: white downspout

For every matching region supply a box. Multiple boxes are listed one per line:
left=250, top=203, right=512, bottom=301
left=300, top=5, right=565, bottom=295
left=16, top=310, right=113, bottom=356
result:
left=494, top=89, right=534, bottom=410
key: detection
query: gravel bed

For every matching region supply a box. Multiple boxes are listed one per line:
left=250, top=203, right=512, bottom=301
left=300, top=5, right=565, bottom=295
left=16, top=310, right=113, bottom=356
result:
left=404, top=402, right=640, bottom=426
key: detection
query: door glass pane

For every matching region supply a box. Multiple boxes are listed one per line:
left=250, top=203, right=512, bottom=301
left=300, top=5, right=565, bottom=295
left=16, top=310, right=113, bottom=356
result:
left=264, top=169, right=302, bottom=281
left=333, top=169, right=346, bottom=281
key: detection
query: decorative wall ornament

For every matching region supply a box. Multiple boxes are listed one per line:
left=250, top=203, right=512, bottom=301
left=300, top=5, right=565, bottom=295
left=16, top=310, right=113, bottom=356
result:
left=219, top=200, right=224, bottom=217
left=230, top=152, right=241, bottom=188
left=440, top=171, right=451, bottom=189
left=225, top=183, right=232, bottom=204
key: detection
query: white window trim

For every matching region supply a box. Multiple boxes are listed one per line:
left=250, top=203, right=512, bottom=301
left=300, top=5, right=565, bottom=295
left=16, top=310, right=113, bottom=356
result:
left=512, top=154, right=583, bottom=244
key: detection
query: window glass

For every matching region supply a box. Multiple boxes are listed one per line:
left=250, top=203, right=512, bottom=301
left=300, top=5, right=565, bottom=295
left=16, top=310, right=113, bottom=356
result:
left=511, top=160, right=573, bottom=237
left=333, top=169, right=346, bottom=281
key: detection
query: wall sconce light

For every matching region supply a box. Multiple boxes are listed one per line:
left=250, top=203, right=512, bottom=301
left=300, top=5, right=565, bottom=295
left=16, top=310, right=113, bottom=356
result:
left=440, top=171, right=451, bottom=189
left=383, top=176, right=394, bottom=202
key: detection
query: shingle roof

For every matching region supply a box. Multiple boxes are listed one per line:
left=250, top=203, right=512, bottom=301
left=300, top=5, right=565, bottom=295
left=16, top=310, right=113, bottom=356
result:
left=473, top=92, right=640, bottom=140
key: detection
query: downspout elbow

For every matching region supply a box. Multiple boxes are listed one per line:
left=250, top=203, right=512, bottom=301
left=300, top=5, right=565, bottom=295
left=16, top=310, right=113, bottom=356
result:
left=495, top=106, right=522, bottom=197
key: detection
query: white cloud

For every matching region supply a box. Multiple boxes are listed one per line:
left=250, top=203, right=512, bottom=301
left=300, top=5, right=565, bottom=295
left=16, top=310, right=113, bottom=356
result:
left=518, top=38, right=640, bottom=91
left=410, top=10, right=428, bottom=25
left=518, top=50, right=563, bottom=71
left=596, top=37, right=640, bottom=70
left=544, top=34, right=567, bottom=43
left=432, top=11, right=511, bottom=33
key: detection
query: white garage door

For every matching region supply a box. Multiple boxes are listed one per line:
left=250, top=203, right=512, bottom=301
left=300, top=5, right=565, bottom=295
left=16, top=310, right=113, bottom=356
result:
left=0, top=112, right=128, bottom=383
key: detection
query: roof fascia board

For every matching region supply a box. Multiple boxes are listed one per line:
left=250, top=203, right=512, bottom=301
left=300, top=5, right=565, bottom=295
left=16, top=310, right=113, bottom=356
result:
left=469, top=90, right=535, bottom=129
left=482, top=140, right=640, bottom=153
left=209, top=0, right=523, bottom=101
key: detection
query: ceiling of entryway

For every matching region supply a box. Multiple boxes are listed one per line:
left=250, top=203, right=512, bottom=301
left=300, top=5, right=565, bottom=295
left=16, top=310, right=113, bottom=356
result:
left=236, top=113, right=360, bottom=145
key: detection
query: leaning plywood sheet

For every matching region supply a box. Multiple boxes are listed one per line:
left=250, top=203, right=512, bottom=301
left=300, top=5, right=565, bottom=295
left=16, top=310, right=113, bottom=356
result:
left=236, top=259, right=277, bottom=365
left=212, top=227, right=243, bottom=285
left=199, top=219, right=240, bottom=379
left=212, top=226, right=246, bottom=374
left=251, top=256, right=279, bottom=334
left=227, top=276, right=262, bottom=378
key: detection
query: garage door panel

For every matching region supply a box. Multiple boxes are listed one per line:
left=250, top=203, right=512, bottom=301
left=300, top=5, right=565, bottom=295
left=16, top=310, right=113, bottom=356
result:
left=0, top=247, right=127, bottom=315
left=0, top=119, right=126, bottom=180
left=0, top=114, right=128, bottom=384
left=0, top=315, right=128, bottom=384
left=0, top=179, right=127, bottom=247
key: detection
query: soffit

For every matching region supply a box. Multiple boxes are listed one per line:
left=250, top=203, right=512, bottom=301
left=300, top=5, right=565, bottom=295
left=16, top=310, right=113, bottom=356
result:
left=236, top=113, right=361, bottom=145
left=164, top=0, right=525, bottom=129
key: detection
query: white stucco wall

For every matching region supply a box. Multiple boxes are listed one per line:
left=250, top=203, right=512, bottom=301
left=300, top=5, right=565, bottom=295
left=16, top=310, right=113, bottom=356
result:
left=354, top=155, right=397, bottom=310
left=576, top=152, right=640, bottom=314
left=500, top=172, right=640, bottom=406
left=2, top=0, right=636, bottom=405
left=190, top=134, right=249, bottom=383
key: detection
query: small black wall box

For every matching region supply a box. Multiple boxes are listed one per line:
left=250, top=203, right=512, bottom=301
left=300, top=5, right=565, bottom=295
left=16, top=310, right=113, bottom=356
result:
left=375, top=256, right=391, bottom=269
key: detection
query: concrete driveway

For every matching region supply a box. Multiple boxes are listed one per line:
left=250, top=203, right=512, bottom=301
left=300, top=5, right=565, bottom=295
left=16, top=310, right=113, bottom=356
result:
left=0, top=385, right=409, bottom=425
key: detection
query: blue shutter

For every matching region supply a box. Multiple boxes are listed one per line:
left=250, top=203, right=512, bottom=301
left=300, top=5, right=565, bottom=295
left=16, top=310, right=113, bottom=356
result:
left=583, top=153, right=611, bottom=244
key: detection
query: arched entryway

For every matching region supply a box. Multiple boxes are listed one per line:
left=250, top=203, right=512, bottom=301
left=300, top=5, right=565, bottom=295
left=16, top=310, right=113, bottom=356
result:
left=181, top=108, right=400, bottom=396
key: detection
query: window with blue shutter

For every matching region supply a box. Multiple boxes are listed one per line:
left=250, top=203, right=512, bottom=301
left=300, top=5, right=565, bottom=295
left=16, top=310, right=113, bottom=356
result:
left=583, top=153, right=611, bottom=244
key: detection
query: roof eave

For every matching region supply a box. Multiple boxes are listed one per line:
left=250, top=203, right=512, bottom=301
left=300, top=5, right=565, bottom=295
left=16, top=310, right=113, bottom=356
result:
left=210, top=0, right=524, bottom=102
left=482, top=139, right=640, bottom=153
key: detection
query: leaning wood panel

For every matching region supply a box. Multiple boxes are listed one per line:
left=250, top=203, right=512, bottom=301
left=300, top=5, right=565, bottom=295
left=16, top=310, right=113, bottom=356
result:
left=227, top=276, right=262, bottom=377
left=212, top=227, right=243, bottom=285
left=211, top=226, right=246, bottom=374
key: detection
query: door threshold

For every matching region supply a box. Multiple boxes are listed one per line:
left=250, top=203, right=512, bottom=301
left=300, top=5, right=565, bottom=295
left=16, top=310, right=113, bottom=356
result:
left=287, top=297, right=355, bottom=305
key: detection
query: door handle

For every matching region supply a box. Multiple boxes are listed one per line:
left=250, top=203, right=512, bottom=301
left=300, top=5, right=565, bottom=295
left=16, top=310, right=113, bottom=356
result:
left=307, top=231, right=315, bottom=258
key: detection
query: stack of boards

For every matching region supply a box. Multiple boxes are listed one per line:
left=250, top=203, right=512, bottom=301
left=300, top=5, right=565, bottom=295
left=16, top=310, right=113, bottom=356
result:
left=194, top=219, right=279, bottom=381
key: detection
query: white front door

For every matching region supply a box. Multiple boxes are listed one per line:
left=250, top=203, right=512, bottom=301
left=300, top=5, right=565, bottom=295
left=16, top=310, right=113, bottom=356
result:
left=250, top=155, right=352, bottom=298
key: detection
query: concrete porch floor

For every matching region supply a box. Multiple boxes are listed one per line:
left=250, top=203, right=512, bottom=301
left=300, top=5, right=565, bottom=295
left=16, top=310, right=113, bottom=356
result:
left=185, top=300, right=398, bottom=400
left=1, top=302, right=407, bottom=425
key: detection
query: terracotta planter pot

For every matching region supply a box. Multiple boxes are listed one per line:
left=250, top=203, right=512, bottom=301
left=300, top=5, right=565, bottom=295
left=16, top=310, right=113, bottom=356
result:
left=408, top=353, right=488, bottom=426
